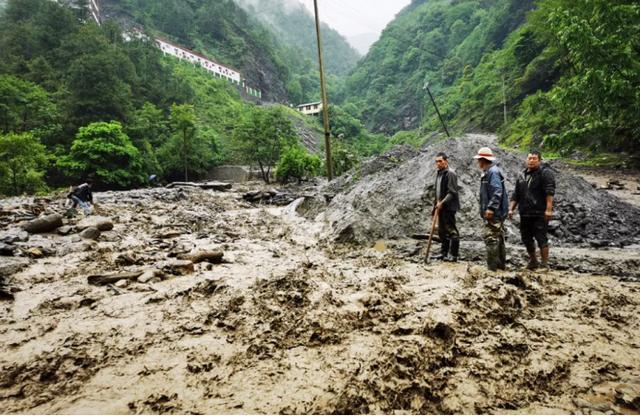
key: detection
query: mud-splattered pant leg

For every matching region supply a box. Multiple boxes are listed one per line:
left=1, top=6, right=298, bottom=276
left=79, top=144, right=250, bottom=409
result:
left=438, top=211, right=459, bottom=255
left=484, top=220, right=506, bottom=271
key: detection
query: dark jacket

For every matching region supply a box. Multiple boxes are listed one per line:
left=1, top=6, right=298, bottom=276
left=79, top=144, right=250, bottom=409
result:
left=480, top=164, right=509, bottom=220
left=435, top=168, right=460, bottom=212
left=69, top=183, right=93, bottom=203
left=511, top=164, right=556, bottom=217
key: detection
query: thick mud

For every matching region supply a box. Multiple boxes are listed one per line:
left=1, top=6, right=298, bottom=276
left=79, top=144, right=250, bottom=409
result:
left=1, top=179, right=640, bottom=414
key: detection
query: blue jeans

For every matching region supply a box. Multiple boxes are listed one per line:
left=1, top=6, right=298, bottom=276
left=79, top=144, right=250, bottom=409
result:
left=70, top=195, right=91, bottom=214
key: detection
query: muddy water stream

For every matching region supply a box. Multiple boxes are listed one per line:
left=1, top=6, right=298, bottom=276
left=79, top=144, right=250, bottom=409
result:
left=1, top=185, right=639, bottom=414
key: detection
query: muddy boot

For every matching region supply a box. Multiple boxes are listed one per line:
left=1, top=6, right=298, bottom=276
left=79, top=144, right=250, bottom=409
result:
left=540, top=246, right=550, bottom=270
left=486, top=242, right=501, bottom=271
left=432, top=239, right=450, bottom=261
left=526, top=247, right=539, bottom=270
left=498, top=236, right=507, bottom=270
left=445, top=238, right=460, bottom=262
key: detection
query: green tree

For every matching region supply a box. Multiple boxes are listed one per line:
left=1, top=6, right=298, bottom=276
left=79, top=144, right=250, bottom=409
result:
left=57, top=121, right=144, bottom=188
left=0, top=74, right=59, bottom=137
left=233, top=106, right=297, bottom=183
left=158, top=104, right=215, bottom=181
left=0, top=132, right=49, bottom=196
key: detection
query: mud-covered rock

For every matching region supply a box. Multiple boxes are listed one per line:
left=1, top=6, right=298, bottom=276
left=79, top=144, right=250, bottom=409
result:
left=77, top=216, right=113, bottom=232
left=22, top=214, right=63, bottom=234
left=79, top=227, right=101, bottom=240
left=0, top=257, right=30, bottom=277
left=0, top=230, right=29, bottom=244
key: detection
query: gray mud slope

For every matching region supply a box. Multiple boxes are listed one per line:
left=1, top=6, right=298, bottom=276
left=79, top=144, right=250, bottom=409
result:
left=302, top=134, right=640, bottom=247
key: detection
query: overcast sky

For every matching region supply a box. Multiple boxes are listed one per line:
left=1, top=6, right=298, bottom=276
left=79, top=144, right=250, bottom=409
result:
left=298, top=0, right=411, bottom=38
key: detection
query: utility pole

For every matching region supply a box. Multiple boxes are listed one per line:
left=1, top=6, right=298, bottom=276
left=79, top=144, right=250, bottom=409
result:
left=313, top=0, right=333, bottom=181
left=502, top=74, right=508, bottom=125
left=423, top=82, right=451, bottom=138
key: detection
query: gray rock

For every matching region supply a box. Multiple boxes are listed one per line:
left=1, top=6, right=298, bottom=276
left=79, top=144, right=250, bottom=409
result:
left=80, top=227, right=101, bottom=240
left=114, top=279, right=129, bottom=288
left=57, top=226, right=74, bottom=235
left=137, top=270, right=157, bottom=283
left=22, top=214, right=63, bottom=234
left=77, top=216, right=114, bottom=231
left=0, top=230, right=29, bottom=244
left=0, top=257, right=30, bottom=277
left=0, top=243, right=15, bottom=256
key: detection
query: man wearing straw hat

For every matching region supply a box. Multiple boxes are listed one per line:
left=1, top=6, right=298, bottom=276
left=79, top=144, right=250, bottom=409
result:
left=474, top=147, right=509, bottom=271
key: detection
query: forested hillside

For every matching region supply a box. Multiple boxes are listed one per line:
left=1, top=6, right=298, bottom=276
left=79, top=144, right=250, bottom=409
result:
left=100, top=0, right=293, bottom=102
left=342, top=0, right=640, bottom=156
left=0, top=0, right=323, bottom=196
left=342, top=0, right=534, bottom=134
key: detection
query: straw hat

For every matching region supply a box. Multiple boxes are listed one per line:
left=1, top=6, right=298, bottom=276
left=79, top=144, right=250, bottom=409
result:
left=473, top=147, right=496, bottom=161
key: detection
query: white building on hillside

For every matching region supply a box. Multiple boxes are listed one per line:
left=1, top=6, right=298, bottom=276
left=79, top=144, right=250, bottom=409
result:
left=155, top=37, right=241, bottom=84
left=297, top=102, right=322, bottom=116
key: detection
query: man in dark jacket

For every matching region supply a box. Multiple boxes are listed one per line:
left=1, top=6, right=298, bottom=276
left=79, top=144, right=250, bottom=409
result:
left=432, top=152, right=460, bottom=262
left=509, top=150, right=556, bottom=270
left=474, top=147, right=509, bottom=271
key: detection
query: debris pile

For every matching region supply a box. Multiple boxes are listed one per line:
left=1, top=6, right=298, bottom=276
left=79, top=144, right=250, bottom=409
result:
left=300, top=134, right=640, bottom=248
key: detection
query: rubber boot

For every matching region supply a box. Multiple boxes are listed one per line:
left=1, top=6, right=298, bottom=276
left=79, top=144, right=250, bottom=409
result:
left=445, top=238, right=460, bottom=262
left=540, top=246, right=550, bottom=269
left=433, top=239, right=450, bottom=261
left=525, top=247, right=538, bottom=270
left=498, top=236, right=507, bottom=270
left=486, top=241, right=501, bottom=271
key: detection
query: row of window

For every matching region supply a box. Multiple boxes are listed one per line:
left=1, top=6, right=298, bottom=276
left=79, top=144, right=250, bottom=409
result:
left=156, top=41, right=262, bottom=99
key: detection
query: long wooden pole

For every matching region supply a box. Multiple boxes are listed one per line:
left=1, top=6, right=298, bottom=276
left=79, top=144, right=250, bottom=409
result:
left=313, top=0, right=333, bottom=180
left=424, top=210, right=439, bottom=264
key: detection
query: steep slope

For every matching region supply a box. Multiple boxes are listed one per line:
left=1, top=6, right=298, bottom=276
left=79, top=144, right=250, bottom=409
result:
left=236, top=0, right=360, bottom=76
left=99, top=0, right=296, bottom=102
left=342, top=0, right=534, bottom=134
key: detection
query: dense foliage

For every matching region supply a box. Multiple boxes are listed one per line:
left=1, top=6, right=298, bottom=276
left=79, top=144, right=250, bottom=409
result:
left=0, top=0, right=323, bottom=195
left=342, top=0, right=640, bottom=156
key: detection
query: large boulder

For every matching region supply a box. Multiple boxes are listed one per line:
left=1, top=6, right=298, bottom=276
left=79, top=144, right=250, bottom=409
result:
left=77, top=216, right=114, bottom=231
left=300, top=134, right=640, bottom=247
left=22, top=214, right=63, bottom=234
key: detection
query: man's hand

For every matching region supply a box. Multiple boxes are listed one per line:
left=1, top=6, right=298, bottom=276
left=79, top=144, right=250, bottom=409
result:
left=436, top=201, right=443, bottom=212
left=485, top=210, right=494, bottom=221
left=508, top=210, right=515, bottom=221
left=544, top=209, right=553, bottom=222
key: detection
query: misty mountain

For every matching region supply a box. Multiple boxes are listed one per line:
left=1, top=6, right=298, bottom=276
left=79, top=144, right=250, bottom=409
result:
left=235, top=0, right=361, bottom=76
left=348, top=32, right=378, bottom=55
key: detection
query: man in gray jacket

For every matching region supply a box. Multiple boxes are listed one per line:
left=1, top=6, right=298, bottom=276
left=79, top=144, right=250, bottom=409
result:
left=432, top=152, right=460, bottom=262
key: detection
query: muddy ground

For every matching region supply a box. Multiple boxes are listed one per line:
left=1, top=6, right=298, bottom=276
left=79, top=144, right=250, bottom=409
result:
left=1, top=175, right=640, bottom=414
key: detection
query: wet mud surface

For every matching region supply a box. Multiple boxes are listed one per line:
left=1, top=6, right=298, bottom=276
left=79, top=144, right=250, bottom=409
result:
left=1, top=179, right=640, bottom=413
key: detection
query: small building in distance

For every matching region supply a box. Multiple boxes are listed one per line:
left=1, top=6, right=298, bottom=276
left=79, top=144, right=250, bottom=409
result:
left=296, top=102, right=322, bottom=116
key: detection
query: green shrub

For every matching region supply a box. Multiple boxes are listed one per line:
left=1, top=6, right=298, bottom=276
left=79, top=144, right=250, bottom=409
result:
left=275, top=145, right=322, bottom=184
